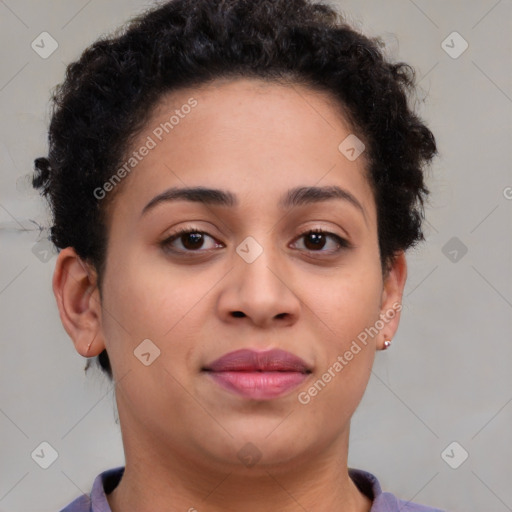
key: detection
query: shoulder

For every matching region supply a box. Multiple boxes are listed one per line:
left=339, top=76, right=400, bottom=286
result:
left=349, top=468, right=446, bottom=512
left=377, top=491, right=446, bottom=511
left=59, top=494, right=91, bottom=512
left=59, top=466, right=125, bottom=512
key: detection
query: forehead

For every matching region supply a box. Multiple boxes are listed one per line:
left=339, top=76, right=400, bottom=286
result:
left=106, top=77, right=376, bottom=228
left=152, top=77, right=364, bottom=150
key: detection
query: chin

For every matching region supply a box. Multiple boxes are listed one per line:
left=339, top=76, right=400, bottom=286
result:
left=193, top=422, right=318, bottom=471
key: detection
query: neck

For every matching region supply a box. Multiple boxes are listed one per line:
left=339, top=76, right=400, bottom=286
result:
left=107, top=417, right=372, bottom=512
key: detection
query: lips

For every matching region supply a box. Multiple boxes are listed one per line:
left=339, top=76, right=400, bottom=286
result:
left=203, top=348, right=312, bottom=373
left=202, top=348, right=312, bottom=400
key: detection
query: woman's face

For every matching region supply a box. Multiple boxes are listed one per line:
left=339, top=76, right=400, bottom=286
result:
left=65, top=78, right=406, bottom=472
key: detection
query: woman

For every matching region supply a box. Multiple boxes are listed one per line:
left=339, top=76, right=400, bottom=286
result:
left=33, top=0, right=442, bottom=510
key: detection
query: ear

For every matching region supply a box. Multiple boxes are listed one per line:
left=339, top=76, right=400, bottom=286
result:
left=52, top=247, right=106, bottom=357
left=378, top=251, right=407, bottom=349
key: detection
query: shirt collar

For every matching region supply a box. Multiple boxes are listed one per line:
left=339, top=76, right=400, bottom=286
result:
left=86, top=465, right=410, bottom=512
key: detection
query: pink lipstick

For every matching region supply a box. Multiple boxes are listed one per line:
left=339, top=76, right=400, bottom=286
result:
left=202, top=348, right=312, bottom=400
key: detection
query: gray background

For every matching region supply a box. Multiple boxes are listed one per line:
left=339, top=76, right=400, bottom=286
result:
left=0, top=1, right=511, bottom=511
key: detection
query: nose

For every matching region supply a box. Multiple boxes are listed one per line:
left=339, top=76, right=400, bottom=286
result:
left=216, top=240, right=301, bottom=329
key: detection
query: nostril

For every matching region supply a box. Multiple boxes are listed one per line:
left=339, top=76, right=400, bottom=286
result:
left=232, top=311, right=245, bottom=318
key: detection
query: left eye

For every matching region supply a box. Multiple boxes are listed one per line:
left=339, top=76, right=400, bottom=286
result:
left=292, top=229, right=349, bottom=253
left=160, top=228, right=349, bottom=254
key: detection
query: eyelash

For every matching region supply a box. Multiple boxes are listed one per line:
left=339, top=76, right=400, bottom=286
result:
left=160, top=226, right=351, bottom=256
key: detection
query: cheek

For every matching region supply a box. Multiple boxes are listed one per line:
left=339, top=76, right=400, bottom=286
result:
left=99, top=249, right=207, bottom=373
left=296, top=262, right=381, bottom=400
left=99, top=260, right=207, bottom=419
left=295, top=277, right=380, bottom=427
left=104, top=237, right=207, bottom=324
left=303, top=263, right=383, bottom=341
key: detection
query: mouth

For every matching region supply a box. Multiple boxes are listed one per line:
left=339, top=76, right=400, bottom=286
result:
left=202, top=348, right=312, bottom=400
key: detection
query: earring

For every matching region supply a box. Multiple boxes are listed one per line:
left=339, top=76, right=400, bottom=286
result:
left=85, top=336, right=95, bottom=356
left=85, top=332, right=99, bottom=356
left=383, top=339, right=392, bottom=349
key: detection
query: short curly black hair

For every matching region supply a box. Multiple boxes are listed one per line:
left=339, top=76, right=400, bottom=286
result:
left=33, top=0, right=437, bottom=380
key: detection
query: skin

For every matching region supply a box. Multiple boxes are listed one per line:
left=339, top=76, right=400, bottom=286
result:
left=53, top=78, right=407, bottom=512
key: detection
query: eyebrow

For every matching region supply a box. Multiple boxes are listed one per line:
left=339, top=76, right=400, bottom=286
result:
left=140, top=185, right=367, bottom=221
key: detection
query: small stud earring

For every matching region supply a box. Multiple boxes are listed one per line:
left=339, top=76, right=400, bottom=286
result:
left=86, top=337, right=95, bottom=356
left=383, top=339, right=392, bottom=349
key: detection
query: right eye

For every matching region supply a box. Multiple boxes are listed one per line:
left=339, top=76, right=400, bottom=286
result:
left=160, top=227, right=224, bottom=254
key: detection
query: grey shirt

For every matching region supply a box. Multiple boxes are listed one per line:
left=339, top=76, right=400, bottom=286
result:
left=59, top=466, right=445, bottom=511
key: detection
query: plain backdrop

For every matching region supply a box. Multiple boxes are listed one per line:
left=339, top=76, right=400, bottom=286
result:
left=0, top=1, right=511, bottom=511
